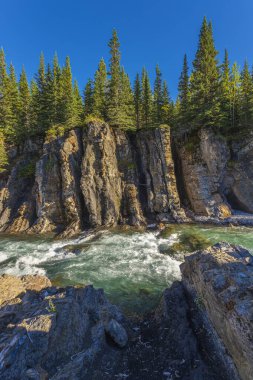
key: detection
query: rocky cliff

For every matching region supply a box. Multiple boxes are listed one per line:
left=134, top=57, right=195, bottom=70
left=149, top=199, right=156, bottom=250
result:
left=1, top=122, right=253, bottom=236
left=1, top=243, right=252, bottom=379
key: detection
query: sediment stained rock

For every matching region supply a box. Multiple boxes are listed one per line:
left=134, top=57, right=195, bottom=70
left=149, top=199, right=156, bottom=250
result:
left=178, top=128, right=231, bottom=218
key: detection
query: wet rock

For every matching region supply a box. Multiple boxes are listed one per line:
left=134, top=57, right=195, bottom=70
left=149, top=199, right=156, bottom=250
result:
left=104, top=318, right=128, bottom=348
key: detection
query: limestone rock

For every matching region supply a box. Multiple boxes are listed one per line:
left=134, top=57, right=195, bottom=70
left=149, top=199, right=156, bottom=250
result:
left=179, top=128, right=231, bottom=217
left=181, top=242, right=253, bottom=380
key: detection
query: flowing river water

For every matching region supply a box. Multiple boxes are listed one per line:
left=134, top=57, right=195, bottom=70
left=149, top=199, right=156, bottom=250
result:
left=0, top=224, right=253, bottom=314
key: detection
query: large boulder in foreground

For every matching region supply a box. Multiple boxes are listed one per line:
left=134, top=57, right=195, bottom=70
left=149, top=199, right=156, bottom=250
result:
left=0, top=276, right=128, bottom=380
left=181, top=242, right=253, bottom=380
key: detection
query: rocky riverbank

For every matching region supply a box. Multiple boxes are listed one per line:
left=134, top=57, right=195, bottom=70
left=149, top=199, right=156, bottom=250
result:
left=0, top=242, right=252, bottom=379
left=1, top=121, right=253, bottom=237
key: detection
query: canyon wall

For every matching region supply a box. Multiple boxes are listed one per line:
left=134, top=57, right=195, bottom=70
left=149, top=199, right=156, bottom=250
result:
left=1, top=121, right=253, bottom=236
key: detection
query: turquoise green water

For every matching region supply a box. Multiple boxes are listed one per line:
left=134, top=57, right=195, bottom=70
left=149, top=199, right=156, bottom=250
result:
left=0, top=225, right=252, bottom=313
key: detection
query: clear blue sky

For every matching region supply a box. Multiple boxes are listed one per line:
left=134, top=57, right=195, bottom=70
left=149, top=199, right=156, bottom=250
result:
left=1, top=0, right=253, bottom=99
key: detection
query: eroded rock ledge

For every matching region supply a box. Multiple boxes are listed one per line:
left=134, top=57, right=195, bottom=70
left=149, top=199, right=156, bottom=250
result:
left=1, top=243, right=252, bottom=379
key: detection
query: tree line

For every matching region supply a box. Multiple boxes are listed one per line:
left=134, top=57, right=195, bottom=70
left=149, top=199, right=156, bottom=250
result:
left=1, top=17, right=253, bottom=172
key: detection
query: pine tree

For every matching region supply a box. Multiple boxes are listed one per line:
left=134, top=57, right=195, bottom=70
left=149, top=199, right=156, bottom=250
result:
left=93, top=58, right=107, bottom=119
left=35, top=52, right=48, bottom=133
left=29, top=79, right=39, bottom=134
left=177, top=54, right=190, bottom=134
left=0, top=48, right=13, bottom=139
left=220, top=50, right=232, bottom=131
left=118, top=68, right=135, bottom=130
left=153, top=65, right=163, bottom=125
left=190, top=17, right=221, bottom=129
left=61, top=56, right=74, bottom=126
left=45, top=63, right=54, bottom=128
left=107, top=29, right=122, bottom=127
left=0, top=131, right=8, bottom=173
left=240, top=61, right=253, bottom=130
left=84, top=79, right=94, bottom=117
left=8, top=63, right=20, bottom=139
left=134, top=73, right=142, bottom=129
left=18, top=66, right=30, bottom=137
left=52, top=53, right=62, bottom=124
left=161, top=80, right=172, bottom=125
left=72, top=80, right=83, bottom=125
left=141, top=68, right=153, bottom=128
left=230, top=62, right=241, bottom=132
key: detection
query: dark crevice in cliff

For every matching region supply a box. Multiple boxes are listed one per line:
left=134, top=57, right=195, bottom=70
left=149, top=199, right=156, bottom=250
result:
left=171, top=141, right=190, bottom=208
left=128, top=132, right=149, bottom=217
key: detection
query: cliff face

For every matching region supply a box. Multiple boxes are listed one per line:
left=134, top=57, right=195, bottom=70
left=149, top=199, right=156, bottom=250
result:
left=1, top=122, right=253, bottom=236
left=0, top=122, right=186, bottom=236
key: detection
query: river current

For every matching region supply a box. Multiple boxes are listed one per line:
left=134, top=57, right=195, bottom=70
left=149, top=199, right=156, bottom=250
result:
left=0, top=224, right=252, bottom=313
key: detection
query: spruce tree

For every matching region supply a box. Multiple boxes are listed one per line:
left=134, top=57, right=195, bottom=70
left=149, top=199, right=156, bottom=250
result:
left=0, top=48, right=13, bottom=139
left=240, top=61, right=253, bottom=131
left=220, top=50, right=232, bottom=131
left=84, top=79, right=94, bottom=117
left=61, top=56, right=74, bottom=126
left=35, top=53, right=47, bottom=133
left=18, top=66, right=30, bottom=137
left=107, top=29, right=122, bottom=127
left=161, top=80, right=172, bottom=125
left=190, top=17, right=221, bottom=129
left=118, top=69, right=135, bottom=130
left=29, top=79, right=39, bottom=134
left=73, top=80, right=83, bottom=125
left=177, top=54, right=190, bottom=134
left=0, top=131, right=8, bottom=173
left=134, top=73, right=142, bottom=129
left=93, top=58, right=107, bottom=119
left=52, top=53, right=62, bottom=124
left=141, top=68, right=153, bottom=128
left=230, top=62, right=241, bottom=132
left=8, top=63, right=20, bottom=139
left=153, top=64, right=163, bottom=125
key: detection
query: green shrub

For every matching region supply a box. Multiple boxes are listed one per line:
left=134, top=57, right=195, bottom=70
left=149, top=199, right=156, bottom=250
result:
left=0, top=132, right=8, bottom=173
left=18, top=161, right=36, bottom=178
left=84, top=114, right=104, bottom=125
left=45, top=124, right=66, bottom=143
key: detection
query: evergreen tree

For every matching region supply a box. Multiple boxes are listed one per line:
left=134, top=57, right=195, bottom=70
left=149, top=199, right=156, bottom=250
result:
left=93, top=58, right=107, bottom=119
left=141, top=68, right=153, bottom=128
left=29, top=79, right=39, bottom=133
left=0, top=131, right=8, bottom=173
left=0, top=48, right=13, bottom=139
left=61, top=56, right=74, bottom=126
left=35, top=52, right=47, bottom=133
left=107, top=29, right=122, bottom=127
left=8, top=63, right=20, bottom=139
left=161, top=80, right=172, bottom=125
left=220, top=50, right=232, bottom=131
left=18, top=66, right=30, bottom=137
left=72, top=80, right=83, bottom=125
left=230, top=62, right=241, bottom=131
left=134, top=73, right=142, bottom=129
left=189, top=17, right=221, bottom=129
left=153, top=64, right=163, bottom=125
left=84, top=79, right=94, bottom=117
left=177, top=54, right=190, bottom=133
left=118, top=69, right=135, bottom=130
left=240, top=61, right=253, bottom=130
left=52, top=53, right=62, bottom=124
left=45, top=63, right=54, bottom=128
